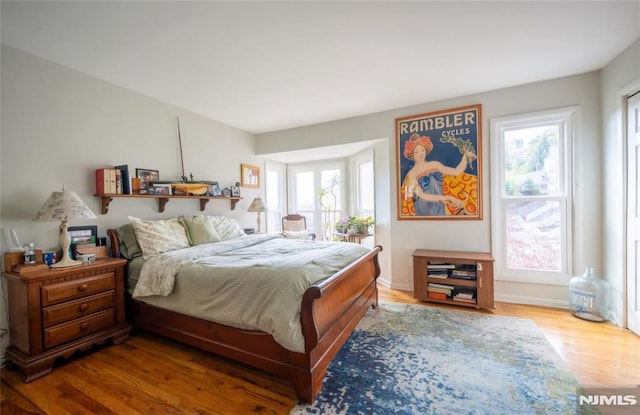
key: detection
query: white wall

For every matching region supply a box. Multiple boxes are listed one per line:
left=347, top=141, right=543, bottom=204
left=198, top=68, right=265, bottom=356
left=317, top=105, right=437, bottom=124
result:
left=0, top=46, right=263, bottom=354
left=601, top=38, right=640, bottom=326
left=256, top=72, right=603, bottom=308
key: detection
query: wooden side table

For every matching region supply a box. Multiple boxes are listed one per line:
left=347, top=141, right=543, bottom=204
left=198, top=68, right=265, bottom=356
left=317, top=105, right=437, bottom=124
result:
left=2, top=252, right=130, bottom=382
left=334, top=232, right=373, bottom=244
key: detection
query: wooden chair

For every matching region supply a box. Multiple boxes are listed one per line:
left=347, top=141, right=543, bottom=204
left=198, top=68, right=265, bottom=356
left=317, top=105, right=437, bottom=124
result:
left=282, top=214, right=316, bottom=240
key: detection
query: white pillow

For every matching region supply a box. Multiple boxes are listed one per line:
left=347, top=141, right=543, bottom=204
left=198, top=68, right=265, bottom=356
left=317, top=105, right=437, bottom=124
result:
left=283, top=230, right=309, bottom=240
left=129, top=216, right=191, bottom=260
left=208, top=216, right=246, bottom=241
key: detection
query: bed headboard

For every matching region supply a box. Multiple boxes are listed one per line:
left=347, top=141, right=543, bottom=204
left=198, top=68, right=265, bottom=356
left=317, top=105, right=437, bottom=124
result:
left=106, top=228, right=122, bottom=258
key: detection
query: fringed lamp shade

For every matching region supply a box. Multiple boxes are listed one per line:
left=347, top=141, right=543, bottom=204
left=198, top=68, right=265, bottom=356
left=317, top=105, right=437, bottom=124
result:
left=33, top=188, right=96, bottom=268
left=247, top=197, right=267, bottom=233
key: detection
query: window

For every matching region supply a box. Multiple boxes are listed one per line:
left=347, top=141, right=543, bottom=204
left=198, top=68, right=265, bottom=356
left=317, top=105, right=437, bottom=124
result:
left=491, top=107, right=577, bottom=285
left=352, top=150, right=375, bottom=222
left=288, top=161, right=345, bottom=241
left=264, top=161, right=285, bottom=233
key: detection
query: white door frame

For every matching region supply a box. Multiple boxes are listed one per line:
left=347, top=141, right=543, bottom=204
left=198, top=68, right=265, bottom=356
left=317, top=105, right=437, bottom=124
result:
left=626, top=91, right=640, bottom=335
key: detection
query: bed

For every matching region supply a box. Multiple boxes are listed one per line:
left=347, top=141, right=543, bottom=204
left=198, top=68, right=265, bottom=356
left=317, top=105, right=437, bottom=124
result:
left=107, top=217, right=381, bottom=403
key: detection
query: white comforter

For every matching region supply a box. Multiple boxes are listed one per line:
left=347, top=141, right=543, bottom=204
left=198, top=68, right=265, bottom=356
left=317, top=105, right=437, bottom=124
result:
left=132, top=234, right=371, bottom=352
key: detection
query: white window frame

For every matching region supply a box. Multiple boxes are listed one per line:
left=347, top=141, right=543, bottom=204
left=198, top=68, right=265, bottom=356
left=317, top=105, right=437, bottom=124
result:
left=264, top=160, right=286, bottom=233
left=287, top=160, right=346, bottom=240
left=490, top=106, right=577, bottom=286
left=350, top=149, right=375, bottom=222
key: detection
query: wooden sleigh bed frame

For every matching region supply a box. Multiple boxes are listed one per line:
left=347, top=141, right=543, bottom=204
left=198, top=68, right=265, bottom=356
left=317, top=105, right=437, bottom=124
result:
left=107, top=229, right=382, bottom=403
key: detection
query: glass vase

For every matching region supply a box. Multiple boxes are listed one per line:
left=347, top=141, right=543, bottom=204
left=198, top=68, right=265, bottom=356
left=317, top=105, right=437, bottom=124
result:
left=569, top=267, right=609, bottom=322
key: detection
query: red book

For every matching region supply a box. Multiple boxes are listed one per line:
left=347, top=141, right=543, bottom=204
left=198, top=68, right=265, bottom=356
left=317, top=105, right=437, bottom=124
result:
left=96, top=168, right=110, bottom=194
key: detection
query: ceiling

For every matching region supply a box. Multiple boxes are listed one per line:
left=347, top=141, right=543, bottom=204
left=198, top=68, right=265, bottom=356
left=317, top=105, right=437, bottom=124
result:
left=2, top=1, right=639, bottom=135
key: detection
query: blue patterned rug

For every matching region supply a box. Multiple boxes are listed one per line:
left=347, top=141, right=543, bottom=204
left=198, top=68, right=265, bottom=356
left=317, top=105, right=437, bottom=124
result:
left=290, top=301, right=584, bottom=415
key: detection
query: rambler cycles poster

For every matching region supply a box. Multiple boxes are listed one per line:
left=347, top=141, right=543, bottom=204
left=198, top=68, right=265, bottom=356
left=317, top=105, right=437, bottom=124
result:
left=396, top=104, right=482, bottom=220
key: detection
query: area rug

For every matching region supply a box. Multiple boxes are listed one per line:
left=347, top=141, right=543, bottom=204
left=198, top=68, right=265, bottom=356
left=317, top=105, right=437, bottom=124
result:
left=290, top=301, right=586, bottom=415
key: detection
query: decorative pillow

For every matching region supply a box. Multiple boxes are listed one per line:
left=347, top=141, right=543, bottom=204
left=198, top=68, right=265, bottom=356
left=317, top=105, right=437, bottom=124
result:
left=283, top=230, right=309, bottom=240
left=128, top=216, right=191, bottom=260
left=283, top=218, right=306, bottom=232
left=209, top=216, right=246, bottom=241
left=114, top=223, right=142, bottom=259
left=180, top=216, right=222, bottom=245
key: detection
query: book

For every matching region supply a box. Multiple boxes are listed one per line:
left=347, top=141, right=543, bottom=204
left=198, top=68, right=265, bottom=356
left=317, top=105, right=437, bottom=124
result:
left=428, top=282, right=455, bottom=290
left=115, top=168, right=122, bottom=194
left=427, top=287, right=451, bottom=295
left=115, top=165, right=131, bottom=194
left=427, top=291, right=448, bottom=300
left=95, top=168, right=110, bottom=194
left=427, top=263, right=456, bottom=269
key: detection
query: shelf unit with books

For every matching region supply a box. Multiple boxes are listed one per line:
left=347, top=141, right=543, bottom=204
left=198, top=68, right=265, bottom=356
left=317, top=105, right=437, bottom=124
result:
left=413, top=249, right=494, bottom=309
left=95, top=194, right=242, bottom=214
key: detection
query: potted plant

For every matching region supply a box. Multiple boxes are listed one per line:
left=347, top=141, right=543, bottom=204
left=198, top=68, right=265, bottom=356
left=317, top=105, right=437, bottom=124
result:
left=336, top=216, right=375, bottom=235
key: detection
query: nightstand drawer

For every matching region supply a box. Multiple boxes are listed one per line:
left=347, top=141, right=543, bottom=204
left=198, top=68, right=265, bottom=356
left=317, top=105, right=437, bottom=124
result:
left=41, top=272, right=115, bottom=306
left=42, top=291, right=115, bottom=328
left=44, top=309, right=116, bottom=349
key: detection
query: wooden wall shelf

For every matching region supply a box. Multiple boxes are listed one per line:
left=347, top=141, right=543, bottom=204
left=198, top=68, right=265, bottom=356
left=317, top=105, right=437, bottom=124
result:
left=95, top=194, right=242, bottom=214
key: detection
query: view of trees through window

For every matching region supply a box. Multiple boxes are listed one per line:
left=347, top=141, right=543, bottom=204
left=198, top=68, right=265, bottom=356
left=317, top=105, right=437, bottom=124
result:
left=503, top=125, right=562, bottom=272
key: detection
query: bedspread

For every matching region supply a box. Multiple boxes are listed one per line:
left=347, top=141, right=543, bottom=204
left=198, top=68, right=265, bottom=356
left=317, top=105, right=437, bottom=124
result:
left=131, top=234, right=370, bottom=352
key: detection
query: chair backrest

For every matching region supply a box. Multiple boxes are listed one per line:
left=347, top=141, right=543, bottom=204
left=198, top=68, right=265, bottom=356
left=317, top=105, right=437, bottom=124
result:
left=282, top=214, right=307, bottom=232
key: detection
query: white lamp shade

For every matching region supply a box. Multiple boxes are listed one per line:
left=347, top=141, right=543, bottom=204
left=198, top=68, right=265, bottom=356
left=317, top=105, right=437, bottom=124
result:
left=247, top=197, right=267, bottom=213
left=33, top=189, right=96, bottom=222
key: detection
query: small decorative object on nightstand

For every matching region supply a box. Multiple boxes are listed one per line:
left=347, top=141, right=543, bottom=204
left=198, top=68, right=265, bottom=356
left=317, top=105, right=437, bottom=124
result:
left=247, top=197, right=267, bottom=233
left=2, top=252, right=130, bottom=382
left=33, top=188, right=97, bottom=268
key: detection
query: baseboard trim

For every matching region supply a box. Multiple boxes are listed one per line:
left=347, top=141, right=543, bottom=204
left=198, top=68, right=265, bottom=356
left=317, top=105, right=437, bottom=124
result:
left=496, top=293, right=569, bottom=309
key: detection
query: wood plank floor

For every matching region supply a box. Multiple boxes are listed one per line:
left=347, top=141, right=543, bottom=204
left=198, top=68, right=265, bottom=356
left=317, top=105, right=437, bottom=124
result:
left=2, top=286, right=639, bottom=414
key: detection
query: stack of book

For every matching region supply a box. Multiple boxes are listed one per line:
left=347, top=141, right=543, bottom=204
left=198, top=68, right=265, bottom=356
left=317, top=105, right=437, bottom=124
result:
left=427, top=262, right=455, bottom=279
left=453, top=288, right=476, bottom=303
left=427, top=282, right=454, bottom=300
left=449, top=269, right=477, bottom=280
left=95, top=165, right=131, bottom=195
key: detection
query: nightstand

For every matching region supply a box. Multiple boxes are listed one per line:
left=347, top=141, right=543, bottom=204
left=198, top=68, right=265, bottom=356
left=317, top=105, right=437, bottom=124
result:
left=2, top=253, right=130, bottom=382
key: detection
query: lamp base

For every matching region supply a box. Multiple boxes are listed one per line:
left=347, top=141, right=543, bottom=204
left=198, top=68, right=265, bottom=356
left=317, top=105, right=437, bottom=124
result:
left=50, top=257, right=83, bottom=268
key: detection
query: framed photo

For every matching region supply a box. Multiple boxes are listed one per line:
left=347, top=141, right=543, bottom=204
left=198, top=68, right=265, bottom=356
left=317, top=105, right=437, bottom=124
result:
left=135, top=168, right=159, bottom=188
left=68, top=225, right=97, bottom=258
left=151, top=184, right=172, bottom=195
left=396, top=104, right=482, bottom=220
left=205, top=181, right=222, bottom=197
left=231, top=186, right=240, bottom=197
left=68, top=225, right=97, bottom=245
left=241, top=164, right=260, bottom=188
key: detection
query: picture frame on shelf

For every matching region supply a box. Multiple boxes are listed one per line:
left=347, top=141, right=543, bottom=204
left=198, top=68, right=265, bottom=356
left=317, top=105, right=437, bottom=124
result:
left=151, top=184, right=172, bottom=195
left=231, top=185, right=240, bottom=197
left=241, top=164, right=260, bottom=188
left=204, top=181, right=222, bottom=197
left=135, top=168, right=159, bottom=189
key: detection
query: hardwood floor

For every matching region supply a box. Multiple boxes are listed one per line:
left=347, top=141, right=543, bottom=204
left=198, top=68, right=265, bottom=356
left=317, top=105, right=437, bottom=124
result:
left=2, top=285, right=638, bottom=414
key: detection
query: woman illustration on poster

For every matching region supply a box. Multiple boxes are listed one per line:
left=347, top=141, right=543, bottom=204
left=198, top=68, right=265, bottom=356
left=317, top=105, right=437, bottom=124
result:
left=401, top=133, right=476, bottom=216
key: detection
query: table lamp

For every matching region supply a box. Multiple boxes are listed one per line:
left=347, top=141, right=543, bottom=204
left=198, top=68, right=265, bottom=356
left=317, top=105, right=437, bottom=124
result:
left=247, top=197, right=267, bottom=233
left=33, top=188, right=97, bottom=268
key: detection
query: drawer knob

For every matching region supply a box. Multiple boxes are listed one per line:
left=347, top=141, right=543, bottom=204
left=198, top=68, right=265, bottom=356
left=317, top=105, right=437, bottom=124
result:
left=80, top=323, right=89, bottom=331
left=78, top=284, right=88, bottom=292
left=79, top=303, right=89, bottom=312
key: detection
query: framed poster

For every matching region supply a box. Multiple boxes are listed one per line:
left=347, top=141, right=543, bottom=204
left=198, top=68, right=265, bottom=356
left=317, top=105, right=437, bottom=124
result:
left=396, top=104, right=482, bottom=220
left=241, top=164, right=260, bottom=188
